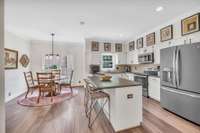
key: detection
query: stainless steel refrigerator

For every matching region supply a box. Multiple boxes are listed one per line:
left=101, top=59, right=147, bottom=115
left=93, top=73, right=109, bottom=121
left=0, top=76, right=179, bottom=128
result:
left=160, top=42, right=200, bottom=125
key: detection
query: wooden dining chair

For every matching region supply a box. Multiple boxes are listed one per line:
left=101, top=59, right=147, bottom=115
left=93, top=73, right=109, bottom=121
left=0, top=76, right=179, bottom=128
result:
left=24, top=71, right=39, bottom=98
left=60, top=70, right=74, bottom=93
left=36, top=72, right=56, bottom=103
left=51, top=69, right=61, bottom=92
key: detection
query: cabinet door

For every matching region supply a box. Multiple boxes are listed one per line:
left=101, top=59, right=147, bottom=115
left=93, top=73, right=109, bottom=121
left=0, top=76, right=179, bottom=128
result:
left=154, top=45, right=160, bottom=64
left=117, top=53, right=126, bottom=64
left=127, top=52, right=134, bottom=64
left=148, top=77, right=160, bottom=101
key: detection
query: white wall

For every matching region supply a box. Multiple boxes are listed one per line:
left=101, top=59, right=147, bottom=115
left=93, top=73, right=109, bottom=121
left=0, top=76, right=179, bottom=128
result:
left=30, top=40, right=85, bottom=82
left=0, top=0, right=5, bottom=132
left=5, top=31, right=31, bottom=102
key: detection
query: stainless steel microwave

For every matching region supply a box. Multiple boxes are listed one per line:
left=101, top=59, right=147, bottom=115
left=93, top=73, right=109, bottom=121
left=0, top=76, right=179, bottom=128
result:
left=138, top=52, right=154, bottom=64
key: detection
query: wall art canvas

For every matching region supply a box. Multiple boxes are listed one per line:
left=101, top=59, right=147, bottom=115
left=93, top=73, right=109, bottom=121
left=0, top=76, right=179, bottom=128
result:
left=91, top=41, right=99, bottom=51
left=181, top=13, right=200, bottom=36
left=160, top=25, right=173, bottom=42
left=115, top=43, right=122, bottom=52
left=104, top=43, right=111, bottom=52
left=146, top=32, right=155, bottom=46
left=5, top=48, right=18, bottom=69
left=136, top=37, right=143, bottom=49
left=129, top=41, right=135, bottom=51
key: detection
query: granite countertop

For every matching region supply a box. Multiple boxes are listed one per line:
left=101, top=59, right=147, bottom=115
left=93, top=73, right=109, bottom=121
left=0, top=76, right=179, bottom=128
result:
left=88, top=76, right=141, bottom=90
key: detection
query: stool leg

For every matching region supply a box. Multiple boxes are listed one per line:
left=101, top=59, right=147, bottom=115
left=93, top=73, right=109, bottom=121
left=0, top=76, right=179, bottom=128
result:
left=88, top=98, right=108, bottom=128
left=88, top=98, right=95, bottom=128
left=108, top=97, right=110, bottom=120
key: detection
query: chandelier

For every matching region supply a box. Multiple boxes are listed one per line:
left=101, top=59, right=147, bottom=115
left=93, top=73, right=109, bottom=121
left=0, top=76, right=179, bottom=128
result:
left=45, top=33, right=60, bottom=70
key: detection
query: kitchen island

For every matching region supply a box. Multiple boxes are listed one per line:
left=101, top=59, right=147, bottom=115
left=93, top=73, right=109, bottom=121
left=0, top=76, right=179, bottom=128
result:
left=88, top=76, right=142, bottom=132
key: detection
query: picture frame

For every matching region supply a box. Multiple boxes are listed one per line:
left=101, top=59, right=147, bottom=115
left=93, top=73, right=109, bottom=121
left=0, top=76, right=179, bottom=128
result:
left=181, top=13, right=200, bottom=36
left=115, top=43, right=122, bottom=52
left=129, top=41, right=135, bottom=51
left=160, top=25, right=173, bottom=42
left=146, top=32, right=155, bottom=46
left=20, top=54, right=30, bottom=68
left=91, top=41, right=99, bottom=51
left=4, top=48, right=18, bottom=69
left=104, top=43, right=111, bottom=52
left=136, top=37, right=143, bottom=49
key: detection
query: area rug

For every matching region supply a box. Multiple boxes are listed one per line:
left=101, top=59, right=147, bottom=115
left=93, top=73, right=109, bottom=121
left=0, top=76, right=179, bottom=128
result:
left=17, top=88, right=78, bottom=107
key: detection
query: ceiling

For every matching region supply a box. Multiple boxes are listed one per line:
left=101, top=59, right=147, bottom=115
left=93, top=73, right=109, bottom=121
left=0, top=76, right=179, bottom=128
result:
left=5, top=0, right=200, bottom=44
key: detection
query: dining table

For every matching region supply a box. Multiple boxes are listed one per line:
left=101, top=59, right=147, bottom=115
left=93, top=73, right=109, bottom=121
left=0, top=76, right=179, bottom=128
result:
left=33, top=75, right=69, bottom=96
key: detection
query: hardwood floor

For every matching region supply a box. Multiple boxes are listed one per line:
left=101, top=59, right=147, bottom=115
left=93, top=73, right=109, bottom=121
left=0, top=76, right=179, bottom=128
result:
left=6, top=88, right=200, bottom=133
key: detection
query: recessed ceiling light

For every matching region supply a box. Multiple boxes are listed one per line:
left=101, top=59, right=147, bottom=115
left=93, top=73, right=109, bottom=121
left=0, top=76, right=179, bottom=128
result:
left=156, top=6, right=164, bottom=12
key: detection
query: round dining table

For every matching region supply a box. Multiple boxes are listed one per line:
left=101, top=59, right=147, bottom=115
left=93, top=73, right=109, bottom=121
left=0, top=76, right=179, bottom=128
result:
left=33, top=75, right=69, bottom=96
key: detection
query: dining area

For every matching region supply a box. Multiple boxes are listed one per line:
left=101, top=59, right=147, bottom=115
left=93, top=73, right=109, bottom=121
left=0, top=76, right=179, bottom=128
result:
left=17, top=69, right=75, bottom=107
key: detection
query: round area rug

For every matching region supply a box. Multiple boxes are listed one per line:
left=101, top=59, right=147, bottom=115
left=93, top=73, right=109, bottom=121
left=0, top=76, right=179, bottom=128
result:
left=17, top=88, right=78, bottom=107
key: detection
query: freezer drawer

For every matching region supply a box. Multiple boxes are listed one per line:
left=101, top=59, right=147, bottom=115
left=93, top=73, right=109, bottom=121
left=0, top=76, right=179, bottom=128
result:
left=161, top=86, right=200, bottom=125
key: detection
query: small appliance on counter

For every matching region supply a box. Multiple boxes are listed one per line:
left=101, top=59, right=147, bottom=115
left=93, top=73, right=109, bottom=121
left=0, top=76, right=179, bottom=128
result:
left=124, top=65, right=131, bottom=72
left=90, top=65, right=100, bottom=74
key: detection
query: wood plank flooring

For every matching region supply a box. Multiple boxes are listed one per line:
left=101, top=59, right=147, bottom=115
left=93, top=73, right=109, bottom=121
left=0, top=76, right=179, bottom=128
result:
left=6, top=88, right=200, bottom=133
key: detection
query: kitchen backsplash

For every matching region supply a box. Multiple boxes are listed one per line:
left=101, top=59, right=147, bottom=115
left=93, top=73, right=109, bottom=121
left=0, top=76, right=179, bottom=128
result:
left=117, top=64, right=160, bottom=73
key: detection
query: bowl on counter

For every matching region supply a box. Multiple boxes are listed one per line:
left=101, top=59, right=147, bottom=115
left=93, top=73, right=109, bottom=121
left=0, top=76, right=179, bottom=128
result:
left=100, top=75, right=112, bottom=81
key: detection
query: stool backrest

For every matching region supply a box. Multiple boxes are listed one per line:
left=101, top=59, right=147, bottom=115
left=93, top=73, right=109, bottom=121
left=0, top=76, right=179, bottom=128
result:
left=83, top=79, right=96, bottom=93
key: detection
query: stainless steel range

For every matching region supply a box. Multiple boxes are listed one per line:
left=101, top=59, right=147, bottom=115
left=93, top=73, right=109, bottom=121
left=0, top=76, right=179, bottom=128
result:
left=134, top=73, right=149, bottom=97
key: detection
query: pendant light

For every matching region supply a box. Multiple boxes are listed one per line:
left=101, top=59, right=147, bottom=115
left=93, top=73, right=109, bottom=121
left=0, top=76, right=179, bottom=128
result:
left=45, top=33, right=60, bottom=69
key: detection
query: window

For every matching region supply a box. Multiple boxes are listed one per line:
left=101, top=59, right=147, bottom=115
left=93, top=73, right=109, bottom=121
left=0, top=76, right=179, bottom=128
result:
left=101, top=53, right=117, bottom=71
left=102, top=55, right=113, bottom=68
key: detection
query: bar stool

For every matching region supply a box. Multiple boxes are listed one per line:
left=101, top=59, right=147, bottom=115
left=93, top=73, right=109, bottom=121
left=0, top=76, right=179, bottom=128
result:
left=83, top=79, right=110, bottom=128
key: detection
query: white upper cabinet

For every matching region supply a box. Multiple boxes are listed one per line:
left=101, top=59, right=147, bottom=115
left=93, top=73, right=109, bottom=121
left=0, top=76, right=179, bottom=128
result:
left=117, top=53, right=127, bottom=64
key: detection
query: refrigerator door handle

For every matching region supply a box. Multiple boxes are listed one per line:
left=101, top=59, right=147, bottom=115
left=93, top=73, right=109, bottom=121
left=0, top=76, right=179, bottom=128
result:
left=176, top=49, right=180, bottom=86
left=172, top=49, right=176, bottom=86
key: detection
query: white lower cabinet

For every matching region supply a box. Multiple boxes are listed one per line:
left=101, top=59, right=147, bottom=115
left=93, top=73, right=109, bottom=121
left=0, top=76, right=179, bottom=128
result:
left=148, top=76, right=160, bottom=101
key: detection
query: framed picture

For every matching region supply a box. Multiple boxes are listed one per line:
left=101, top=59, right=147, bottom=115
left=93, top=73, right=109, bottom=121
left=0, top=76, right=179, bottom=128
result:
left=20, top=54, right=30, bottom=68
left=129, top=41, right=135, bottom=51
left=181, top=13, right=200, bottom=36
left=115, top=43, right=122, bottom=52
left=5, top=48, right=18, bottom=69
left=136, top=37, right=143, bottom=49
left=160, top=25, right=173, bottom=42
left=104, top=43, right=111, bottom=52
left=91, top=41, right=99, bottom=51
left=146, top=32, right=155, bottom=46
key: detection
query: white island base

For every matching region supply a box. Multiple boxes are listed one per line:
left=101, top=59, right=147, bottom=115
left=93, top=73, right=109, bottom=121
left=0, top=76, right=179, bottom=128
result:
left=101, top=85, right=142, bottom=132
